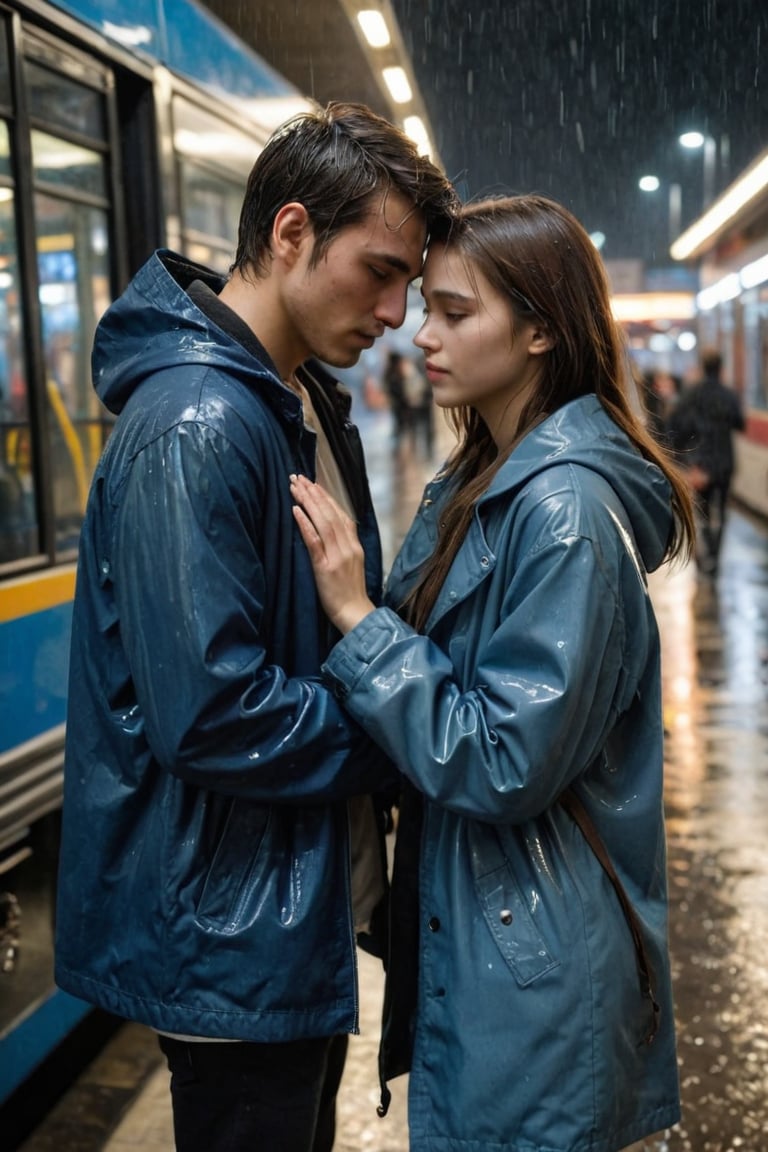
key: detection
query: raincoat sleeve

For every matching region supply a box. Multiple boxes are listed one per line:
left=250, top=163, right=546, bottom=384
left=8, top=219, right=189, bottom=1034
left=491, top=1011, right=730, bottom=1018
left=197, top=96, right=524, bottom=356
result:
left=321, top=524, right=651, bottom=823
left=112, top=419, right=395, bottom=802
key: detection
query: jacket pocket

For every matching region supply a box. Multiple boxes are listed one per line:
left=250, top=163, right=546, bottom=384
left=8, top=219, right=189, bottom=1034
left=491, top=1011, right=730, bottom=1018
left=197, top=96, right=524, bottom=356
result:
left=469, top=824, right=559, bottom=986
left=473, top=865, right=559, bottom=986
left=195, top=801, right=271, bottom=933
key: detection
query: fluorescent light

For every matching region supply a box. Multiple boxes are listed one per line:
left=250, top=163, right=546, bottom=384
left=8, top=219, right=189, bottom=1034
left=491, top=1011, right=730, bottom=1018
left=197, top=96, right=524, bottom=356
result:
left=403, top=115, right=431, bottom=157
left=610, top=293, right=696, bottom=322
left=671, top=151, right=768, bottom=260
left=383, top=66, right=412, bottom=104
left=357, top=10, right=390, bottom=48
left=696, top=273, right=741, bottom=311
left=740, top=252, right=768, bottom=290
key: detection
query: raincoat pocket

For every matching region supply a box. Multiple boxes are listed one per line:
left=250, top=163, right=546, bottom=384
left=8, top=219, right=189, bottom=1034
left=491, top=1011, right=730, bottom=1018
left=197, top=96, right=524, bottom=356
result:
left=472, top=861, right=559, bottom=986
left=195, top=801, right=271, bottom=933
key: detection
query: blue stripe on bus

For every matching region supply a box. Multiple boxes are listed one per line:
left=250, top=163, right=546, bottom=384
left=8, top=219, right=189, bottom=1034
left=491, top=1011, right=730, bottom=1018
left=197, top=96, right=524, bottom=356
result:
left=0, top=603, right=72, bottom=753
left=0, top=988, right=92, bottom=1105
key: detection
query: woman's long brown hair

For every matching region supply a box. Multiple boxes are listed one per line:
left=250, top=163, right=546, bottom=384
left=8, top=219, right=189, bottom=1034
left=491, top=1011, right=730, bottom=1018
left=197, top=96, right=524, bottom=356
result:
left=401, top=195, right=695, bottom=632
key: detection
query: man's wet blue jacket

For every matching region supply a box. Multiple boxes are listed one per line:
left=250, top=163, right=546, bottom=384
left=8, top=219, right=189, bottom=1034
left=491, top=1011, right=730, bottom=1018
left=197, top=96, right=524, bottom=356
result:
left=55, top=250, right=392, bottom=1040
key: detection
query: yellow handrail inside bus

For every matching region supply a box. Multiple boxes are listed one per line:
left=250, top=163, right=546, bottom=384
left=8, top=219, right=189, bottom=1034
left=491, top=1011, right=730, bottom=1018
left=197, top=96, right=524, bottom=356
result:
left=46, top=376, right=89, bottom=514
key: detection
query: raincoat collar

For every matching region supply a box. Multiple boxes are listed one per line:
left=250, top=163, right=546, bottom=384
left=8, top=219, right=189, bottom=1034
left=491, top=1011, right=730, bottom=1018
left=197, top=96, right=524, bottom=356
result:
left=481, top=395, right=672, bottom=574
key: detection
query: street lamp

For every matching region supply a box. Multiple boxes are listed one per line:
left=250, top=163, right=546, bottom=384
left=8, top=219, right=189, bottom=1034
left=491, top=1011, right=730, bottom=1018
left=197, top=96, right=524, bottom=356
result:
left=639, top=175, right=682, bottom=245
left=679, top=131, right=717, bottom=207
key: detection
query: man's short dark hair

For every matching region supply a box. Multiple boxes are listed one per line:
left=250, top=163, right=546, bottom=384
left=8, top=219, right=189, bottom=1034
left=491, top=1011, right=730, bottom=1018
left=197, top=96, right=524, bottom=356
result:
left=701, top=347, right=723, bottom=377
left=231, top=101, right=458, bottom=277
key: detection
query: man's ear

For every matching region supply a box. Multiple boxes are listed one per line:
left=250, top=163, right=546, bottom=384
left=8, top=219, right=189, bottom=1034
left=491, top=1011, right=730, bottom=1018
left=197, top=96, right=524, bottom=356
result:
left=528, top=323, right=555, bottom=356
left=272, top=203, right=313, bottom=268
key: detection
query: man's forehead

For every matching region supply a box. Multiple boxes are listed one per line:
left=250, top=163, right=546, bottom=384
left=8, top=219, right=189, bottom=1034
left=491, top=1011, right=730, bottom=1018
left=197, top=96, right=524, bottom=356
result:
left=364, top=190, right=426, bottom=269
left=377, top=187, right=422, bottom=230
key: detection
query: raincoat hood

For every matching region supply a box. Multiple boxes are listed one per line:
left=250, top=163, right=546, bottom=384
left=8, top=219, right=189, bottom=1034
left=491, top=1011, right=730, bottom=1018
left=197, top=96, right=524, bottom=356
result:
left=93, top=250, right=275, bottom=415
left=486, top=395, right=673, bottom=573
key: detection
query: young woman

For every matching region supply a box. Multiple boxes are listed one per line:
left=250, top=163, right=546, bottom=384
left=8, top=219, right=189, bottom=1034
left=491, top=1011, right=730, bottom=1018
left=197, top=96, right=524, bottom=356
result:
left=290, top=194, right=694, bottom=1152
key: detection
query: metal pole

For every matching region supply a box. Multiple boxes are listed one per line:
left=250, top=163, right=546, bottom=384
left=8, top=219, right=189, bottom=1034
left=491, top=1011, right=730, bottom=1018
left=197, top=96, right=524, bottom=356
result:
left=703, top=135, right=716, bottom=206
left=668, top=182, right=682, bottom=245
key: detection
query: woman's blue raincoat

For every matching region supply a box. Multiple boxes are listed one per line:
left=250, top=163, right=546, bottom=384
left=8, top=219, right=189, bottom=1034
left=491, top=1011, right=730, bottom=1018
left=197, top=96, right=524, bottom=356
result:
left=322, top=396, right=681, bottom=1151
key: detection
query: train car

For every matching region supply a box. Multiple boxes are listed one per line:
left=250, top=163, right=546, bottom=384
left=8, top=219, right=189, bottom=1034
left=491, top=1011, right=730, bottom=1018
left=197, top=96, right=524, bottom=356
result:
left=670, top=148, right=768, bottom=517
left=0, top=0, right=311, bottom=1133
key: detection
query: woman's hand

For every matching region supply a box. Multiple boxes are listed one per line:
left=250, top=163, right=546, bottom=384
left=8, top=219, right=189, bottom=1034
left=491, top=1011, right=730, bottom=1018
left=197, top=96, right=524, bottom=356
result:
left=290, top=474, right=376, bottom=634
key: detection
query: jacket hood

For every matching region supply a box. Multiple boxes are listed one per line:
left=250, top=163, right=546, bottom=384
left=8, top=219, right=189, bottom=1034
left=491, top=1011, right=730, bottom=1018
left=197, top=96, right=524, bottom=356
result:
left=486, top=395, right=673, bottom=573
left=93, top=250, right=277, bottom=414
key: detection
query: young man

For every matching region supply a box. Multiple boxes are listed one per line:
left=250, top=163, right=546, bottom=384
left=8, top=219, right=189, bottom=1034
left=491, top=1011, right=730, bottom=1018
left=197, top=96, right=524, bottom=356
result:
left=54, top=102, right=457, bottom=1152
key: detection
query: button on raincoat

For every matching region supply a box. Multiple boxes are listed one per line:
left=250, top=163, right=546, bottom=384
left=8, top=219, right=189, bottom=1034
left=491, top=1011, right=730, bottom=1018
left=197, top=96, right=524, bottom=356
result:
left=55, top=250, right=393, bottom=1041
left=322, top=396, right=681, bottom=1151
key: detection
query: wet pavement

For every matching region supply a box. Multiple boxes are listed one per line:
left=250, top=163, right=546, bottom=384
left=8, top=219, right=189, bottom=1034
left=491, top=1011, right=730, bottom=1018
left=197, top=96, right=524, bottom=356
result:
left=650, top=508, right=768, bottom=1152
left=16, top=405, right=768, bottom=1151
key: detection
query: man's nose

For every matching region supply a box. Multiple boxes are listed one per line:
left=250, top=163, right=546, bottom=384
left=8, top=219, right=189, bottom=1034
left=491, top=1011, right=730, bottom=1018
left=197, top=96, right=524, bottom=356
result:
left=374, top=285, right=408, bottom=330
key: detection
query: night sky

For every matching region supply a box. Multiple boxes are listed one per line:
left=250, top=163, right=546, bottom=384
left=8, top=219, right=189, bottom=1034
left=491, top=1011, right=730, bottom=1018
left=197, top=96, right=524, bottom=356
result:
left=391, top=0, right=768, bottom=266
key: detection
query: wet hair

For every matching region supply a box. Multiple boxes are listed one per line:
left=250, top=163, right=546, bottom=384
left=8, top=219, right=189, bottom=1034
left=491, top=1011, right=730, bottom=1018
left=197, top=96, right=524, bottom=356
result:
left=402, top=194, right=695, bottom=631
left=231, top=101, right=458, bottom=277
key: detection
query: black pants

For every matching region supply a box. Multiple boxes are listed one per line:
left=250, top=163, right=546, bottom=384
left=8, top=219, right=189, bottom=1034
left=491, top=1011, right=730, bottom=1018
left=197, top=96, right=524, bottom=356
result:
left=697, top=479, right=730, bottom=573
left=158, top=1033, right=349, bottom=1152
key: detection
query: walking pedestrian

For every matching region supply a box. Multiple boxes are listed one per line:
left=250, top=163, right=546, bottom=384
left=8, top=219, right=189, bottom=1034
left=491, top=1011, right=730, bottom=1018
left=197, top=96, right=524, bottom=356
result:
left=383, top=349, right=409, bottom=444
left=54, top=101, right=457, bottom=1152
left=290, top=193, right=695, bottom=1152
left=667, top=347, right=745, bottom=576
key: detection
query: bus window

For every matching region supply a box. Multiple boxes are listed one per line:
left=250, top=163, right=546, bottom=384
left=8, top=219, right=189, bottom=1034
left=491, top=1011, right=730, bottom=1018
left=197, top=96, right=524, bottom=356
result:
left=173, top=95, right=260, bottom=272
left=178, top=158, right=243, bottom=272
left=35, top=194, right=110, bottom=556
left=25, top=57, right=107, bottom=140
left=0, top=120, right=34, bottom=565
left=27, top=61, right=112, bottom=557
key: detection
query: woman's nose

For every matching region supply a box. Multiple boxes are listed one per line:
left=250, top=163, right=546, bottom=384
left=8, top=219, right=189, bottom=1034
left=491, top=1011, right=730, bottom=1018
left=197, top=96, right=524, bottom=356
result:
left=414, top=319, right=436, bottom=350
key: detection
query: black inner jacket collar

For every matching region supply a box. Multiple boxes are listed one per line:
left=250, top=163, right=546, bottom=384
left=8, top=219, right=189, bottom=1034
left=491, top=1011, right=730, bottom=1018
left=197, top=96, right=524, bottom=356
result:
left=186, top=278, right=369, bottom=522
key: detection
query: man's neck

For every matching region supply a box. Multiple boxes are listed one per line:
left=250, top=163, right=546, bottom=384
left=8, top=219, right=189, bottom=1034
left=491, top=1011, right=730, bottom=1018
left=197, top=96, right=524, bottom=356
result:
left=218, top=269, right=303, bottom=380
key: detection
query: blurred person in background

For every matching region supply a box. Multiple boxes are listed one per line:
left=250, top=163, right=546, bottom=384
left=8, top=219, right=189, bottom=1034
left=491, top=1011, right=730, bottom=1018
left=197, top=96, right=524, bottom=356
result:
left=384, top=349, right=434, bottom=455
left=400, top=354, right=434, bottom=456
left=641, top=367, right=680, bottom=445
left=383, top=348, right=409, bottom=442
left=55, top=101, right=457, bottom=1152
left=291, top=193, right=695, bottom=1152
left=667, top=347, right=745, bottom=577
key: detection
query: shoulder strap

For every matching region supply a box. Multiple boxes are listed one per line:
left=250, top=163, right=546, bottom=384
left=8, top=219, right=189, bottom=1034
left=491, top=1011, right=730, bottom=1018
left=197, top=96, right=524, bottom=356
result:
left=559, top=787, right=660, bottom=1045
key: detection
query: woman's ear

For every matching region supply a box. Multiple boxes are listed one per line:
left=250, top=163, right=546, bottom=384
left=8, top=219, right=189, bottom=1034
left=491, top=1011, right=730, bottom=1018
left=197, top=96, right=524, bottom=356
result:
left=528, top=324, right=555, bottom=356
left=272, top=203, right=313, bottom=268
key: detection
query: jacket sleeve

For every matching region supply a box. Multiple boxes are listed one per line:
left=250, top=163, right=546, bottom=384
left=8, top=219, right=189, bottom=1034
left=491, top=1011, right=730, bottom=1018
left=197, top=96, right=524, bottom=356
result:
left=731, top=390, right=746, bottom=432
left=321, top=529, right=650, bottom=824
left=112, top=418, right=395, bottom=803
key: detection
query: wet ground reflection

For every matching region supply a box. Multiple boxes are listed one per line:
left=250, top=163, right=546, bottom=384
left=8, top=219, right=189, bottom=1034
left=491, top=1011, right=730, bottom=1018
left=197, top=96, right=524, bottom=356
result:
left=650, top=506, right=768, bottom=1152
